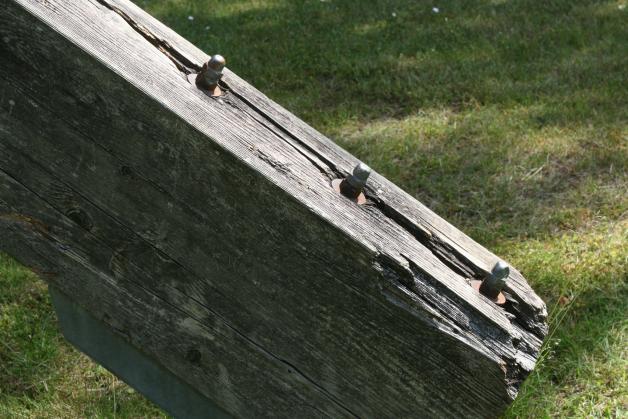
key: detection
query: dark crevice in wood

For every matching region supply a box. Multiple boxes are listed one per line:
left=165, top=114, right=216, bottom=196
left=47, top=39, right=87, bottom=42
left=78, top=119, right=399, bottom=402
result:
left=0, top=164, right=360, bottom=418
left=229, top=95, right=334, bottom=178
left=400, top=255, right=519, bottom=353
left=94, top=0, right=199, bottom=75
left=274, top=362, right=360, bottom=419
left=372, top=196, right=479, bottom=279
left=225, top=88, right=342, bottom=179
left=500, top=292, right=548, bottom=339
left=376, top=253, right=503, bottom=355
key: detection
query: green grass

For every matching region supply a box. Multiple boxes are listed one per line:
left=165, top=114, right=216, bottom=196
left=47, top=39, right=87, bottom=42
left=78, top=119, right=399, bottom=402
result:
left=1, top=0, right=626, bottom=416
left=0, top=255, right=164, bottom=418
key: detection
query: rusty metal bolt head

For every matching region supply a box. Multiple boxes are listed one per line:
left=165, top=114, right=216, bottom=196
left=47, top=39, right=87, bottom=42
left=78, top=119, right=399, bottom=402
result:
left=348, top=163, right=371, bottom=189
left=339, top=162, right=371, bottom=200
left=196, top=54, right=226, bottom=91
left=479, top=261, right=510, bottom=301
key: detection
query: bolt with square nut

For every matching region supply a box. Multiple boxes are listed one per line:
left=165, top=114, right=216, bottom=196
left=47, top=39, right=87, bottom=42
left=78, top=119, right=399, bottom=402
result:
left=332, top=162, right=371, bottom=205
left=341, top=163, right=371, bottom=198
left=479, top=261, right=510, bottom=301
left=195, top=54, right=225, bottom=96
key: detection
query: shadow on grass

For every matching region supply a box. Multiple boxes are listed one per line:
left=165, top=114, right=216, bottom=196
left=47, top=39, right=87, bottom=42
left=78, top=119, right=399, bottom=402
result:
left=145, top=0, right=626, bottom=126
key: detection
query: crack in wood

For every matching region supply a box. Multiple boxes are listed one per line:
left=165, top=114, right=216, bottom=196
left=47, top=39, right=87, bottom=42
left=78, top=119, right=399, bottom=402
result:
left=94, top=0, right=199, bottom=74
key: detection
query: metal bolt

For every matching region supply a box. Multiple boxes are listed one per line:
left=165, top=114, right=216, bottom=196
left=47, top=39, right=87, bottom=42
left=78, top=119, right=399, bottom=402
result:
left=479, top=261, right=510, bottom=300
left=339, top=163, right=371, bottom=200
left=195, top=54, right=226, bottom=94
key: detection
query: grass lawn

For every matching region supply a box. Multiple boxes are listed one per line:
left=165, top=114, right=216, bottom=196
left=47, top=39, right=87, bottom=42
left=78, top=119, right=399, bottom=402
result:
left=1, top=0, right=626, bottom=417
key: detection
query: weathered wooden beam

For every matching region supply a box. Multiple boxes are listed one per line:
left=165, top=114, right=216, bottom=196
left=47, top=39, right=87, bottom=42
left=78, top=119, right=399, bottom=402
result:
left=0, top=0, right=547, bottom=417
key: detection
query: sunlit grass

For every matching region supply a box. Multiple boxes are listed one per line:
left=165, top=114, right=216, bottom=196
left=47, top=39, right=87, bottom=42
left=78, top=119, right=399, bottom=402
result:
left=501, top=220, right=627, bottom=417
left=1, top=0, right=626, bottom=417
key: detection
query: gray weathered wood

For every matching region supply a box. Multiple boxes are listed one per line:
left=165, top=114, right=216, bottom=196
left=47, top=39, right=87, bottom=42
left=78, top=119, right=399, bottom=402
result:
left=0, top=0, right=547, bottom=417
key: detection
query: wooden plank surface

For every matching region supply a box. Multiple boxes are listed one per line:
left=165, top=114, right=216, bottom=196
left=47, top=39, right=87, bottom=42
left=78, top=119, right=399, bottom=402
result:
left=0, top=0, right=547, bottom=417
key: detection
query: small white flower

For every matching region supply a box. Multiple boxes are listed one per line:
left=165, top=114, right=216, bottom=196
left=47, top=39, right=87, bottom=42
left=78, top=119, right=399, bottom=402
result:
left=204, top=25, right=210, bottom=30
left=392, top=12, right=397, bottom=17
left=619, top=4, right=626, bottom=10
left=187, top=15, right=194, bottom=21
left=432, top=7, right=440, bottom=13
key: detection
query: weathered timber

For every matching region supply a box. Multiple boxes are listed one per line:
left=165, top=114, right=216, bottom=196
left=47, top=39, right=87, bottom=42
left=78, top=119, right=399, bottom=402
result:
left=0, top=0, right=547, bottom=417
